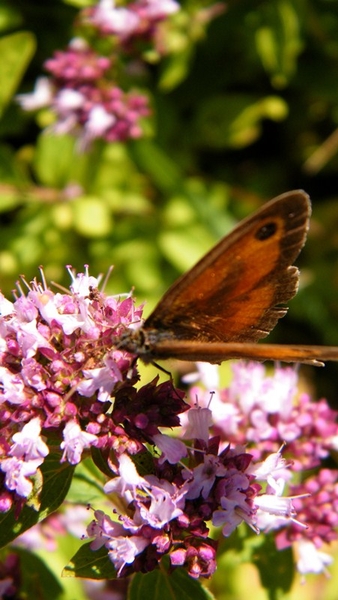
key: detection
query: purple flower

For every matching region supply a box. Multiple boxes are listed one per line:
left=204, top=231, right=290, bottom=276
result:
left=0, top=368, right=26, bottom=405
left=0, top=266, right=146, bottom=501
left=151, top=432, right=187, bottom=464
left=212, top=471, right=256, bottom=536
left=60, top=421, right=98, bottom=464
left=88, top=510, right=127, bottom=550
left=295, top=540, right=333, bottom=577
left=254, top=491, right=297, bottom=527
left=88, top=0, right=141, bottom=38
left=87, top=507, right=154, bottom=577
left=44, top=38, right=111, bottom=82
left=16, top=77, right=54, bottom=111
left=275, top=469, right=338, bottom=553
left=137, top=482, right=184, bottom=528
left=170, top=538, right=217, bottom=579
left=77, top=355, right=124, bottom=402
left=15, top=0, right=184, bottom=150
left=86, top=0, right=179, bottom=43
left=229, top=361, right=298, bottom=416
left=188, top=361, right=338, bottom=470
left=183, top=405, right=213, bottom=444
left=17, top=38, right=151, bottom=148
left=184, top=454, right=227, bottom=501
left=2, top=262, right=338, bottom=583
left=10, top=418, right=49, bottom=460
left=104, top=453, right=151, bottom=502
left=1, top=456, right=42, bottom=497
left=107, top=534, right=150, bottom=576
left=0, top=418, right=49, bottom=498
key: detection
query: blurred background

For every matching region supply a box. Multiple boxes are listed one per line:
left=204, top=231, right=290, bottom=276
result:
left=1, top=1, right=338, bottom=598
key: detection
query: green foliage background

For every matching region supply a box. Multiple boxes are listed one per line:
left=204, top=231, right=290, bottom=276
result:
left=1, top=0, right=338, bottom=598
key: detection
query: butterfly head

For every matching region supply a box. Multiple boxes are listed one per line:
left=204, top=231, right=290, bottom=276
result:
left=115, top=327, right=151, bottom=360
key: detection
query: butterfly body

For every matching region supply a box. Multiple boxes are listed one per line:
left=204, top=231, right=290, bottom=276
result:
left=118, top=190, right=338, bottom=366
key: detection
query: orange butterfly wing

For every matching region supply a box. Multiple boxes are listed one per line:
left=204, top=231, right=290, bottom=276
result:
left=143, top=190, right=310, bottom=344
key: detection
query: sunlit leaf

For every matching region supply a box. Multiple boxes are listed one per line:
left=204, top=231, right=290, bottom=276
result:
left=63, top=542, right=116, bottom=580
left=72, top=196, right=113, bottom=237
left=195, top=94, right=287, bottom=148
left=252, top=535, right=294, bottom=594
left=0, top=454, right=74, bottom=548
left=0, top=31, right=36, bottom=116
left=129, top=563, right=215, bottom=600
left=16, top=548, right=64, bottom=600
left=255, top=0, right=303, bottom=88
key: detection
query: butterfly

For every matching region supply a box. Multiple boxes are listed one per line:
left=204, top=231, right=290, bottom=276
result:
left=118, top=190, right=338, bottom=366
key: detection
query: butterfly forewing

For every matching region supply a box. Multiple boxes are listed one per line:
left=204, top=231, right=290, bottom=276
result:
left=117, top=189, right=338, bottom=366
left=143, top=191, right=311, bottom=343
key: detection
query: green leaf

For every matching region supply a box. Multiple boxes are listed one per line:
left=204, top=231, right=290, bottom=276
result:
left=0, top=31, right=36, bottom=116
left=0, top=453, right=74, bottom=549
left=195, top=94, right=287, bottom=149
left=130, top=140, right=183, bottom=193
left=72, top=196, right=113, bottom=238
left=129, top=564, right=215, bottom=600
left=0, top=143, right=28, bottom=187
left=63, top=0, right=93, bottom=7
left=0, top=3, right=22, bottom=33
left=159, top=48, right=193, bottom=91
left=63, top=542, right=116, bottom=580
left=159, top=224, right=215, bottom=273
left=15, top=548, right=64, bottom=600
left=65, top=458, right=106, bottom=505
left=33, top=133, right=77, bottom=187
left=130, top=449, right=156, bottom=476
left=252, top=535, right=294, bottom=597
left=90, top=447, right=115, bottom=479
left=255, top=0, right=303, bottom=88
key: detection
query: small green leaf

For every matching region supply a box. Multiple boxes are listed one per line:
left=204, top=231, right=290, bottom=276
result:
left=0, top=453, right=74, bottom=549
left=0, top=31, right=36, bottom=116
left=130, top=140, right=183, bottom=193
left=255, top=0, right=303, bottom=88
left=252, top=535, right=294, bottom=595
left=159, top=225, right=215, bottom=273
left=130, top=449, right=156, bottom=476
left=63, top=0, right=93, bottom=7
left=63, top=542, right=116, bottom=579
left=65, top=458, right=106, bottom=505
left=0, top=4, right=22, bottom=33
left=72, top=196, right=113, bottom=238
left=16, top=548, right=64, bottom=600
left=129, top=564, right=215, bottom=600
left=33, top=133, right=76, bottom=187
left=195, top=94, right=287, bottom=149
left=159, top=48, right=192, bottom=91
left=90, top=447, right=116, bottom=479
left=26, top=468, right=44, bottom=511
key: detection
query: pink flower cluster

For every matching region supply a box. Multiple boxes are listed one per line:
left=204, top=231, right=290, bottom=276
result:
left=44, top=43, right=111, bottom=83
left=185, top=361, right=338, bottom=577
left=84, top=371, right=304, bottom=580
left=17, top=38, right=150, bottom=149
left=87, top=437, right=296, bottom=578
left=16, top=0, right=181, bottom=147
left=0, top=267, right=144, bottom=508
left=85, top=0, right=180, bottom=45
left=291, top=469, right=338, bottom=546
left=209, top=361, right=338, bottom=471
